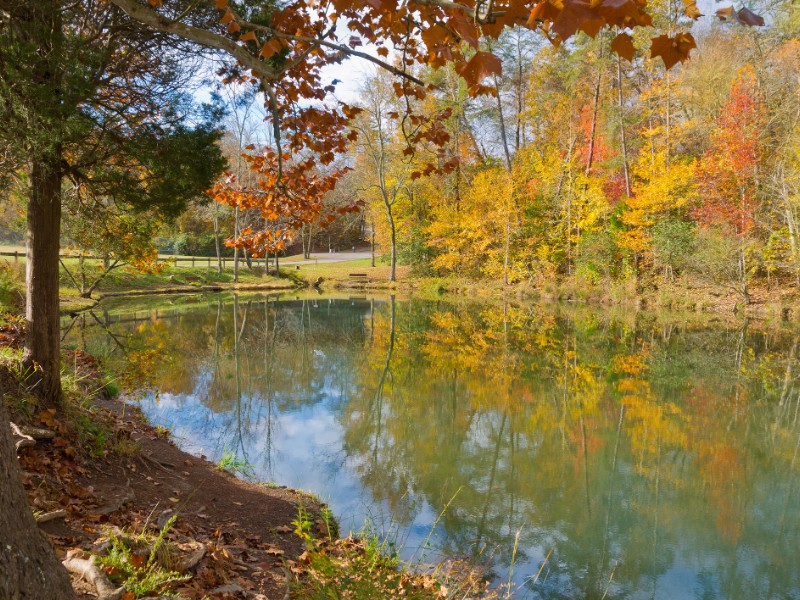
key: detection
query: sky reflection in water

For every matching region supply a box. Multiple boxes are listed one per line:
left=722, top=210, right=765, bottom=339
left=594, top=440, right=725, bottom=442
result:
left=65, top=294, right=800, bottom=599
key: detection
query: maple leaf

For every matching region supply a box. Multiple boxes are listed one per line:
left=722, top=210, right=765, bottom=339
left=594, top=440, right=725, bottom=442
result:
left=683, top=0, right=703, bottom=19
left=650, top=33, right=697, bottom=70
left=715, top=5, right=764, bottom=25
left=734, top=7, right=765, bottom=26
left=611, top=32, right=636, bottom=61
left=455, top=52, right=502, bottom=89
left=259, top=39, right=284, bottom=60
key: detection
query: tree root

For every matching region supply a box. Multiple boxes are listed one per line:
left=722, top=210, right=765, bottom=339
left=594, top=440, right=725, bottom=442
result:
left=35, top=509, right=67, bottom=524
left=62, top=550, right=126, bottom=600
left=138, top=452, right=181, bottom=476
left=10, top=422, right=56, bottom=452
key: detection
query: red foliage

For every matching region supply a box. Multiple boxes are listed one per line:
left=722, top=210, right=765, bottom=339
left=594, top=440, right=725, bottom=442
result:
left=693, top=67, right=763, bottom=235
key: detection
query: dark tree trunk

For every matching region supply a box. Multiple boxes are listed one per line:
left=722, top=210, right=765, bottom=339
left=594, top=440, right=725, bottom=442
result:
left=22, top=154, right=63, bottom=405
left=17, top=0, right=64, bottom=406
left=0, top=399, right=76, bottom=599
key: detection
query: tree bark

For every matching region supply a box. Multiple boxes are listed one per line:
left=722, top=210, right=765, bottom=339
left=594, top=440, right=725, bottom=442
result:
left=0, top=399, right=76, bottom=599
left=233, top=207, right=240, bottom=282
left=386, top=203, right=396, bottom=282
left=213, top=203, right=222, bottom=274
left=22, top=154, right=63, bottom=405
left=616, top=55, right=631, bottom=198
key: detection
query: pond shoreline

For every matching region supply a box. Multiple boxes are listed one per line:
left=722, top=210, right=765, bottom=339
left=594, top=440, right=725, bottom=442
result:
left=4, top=301, right=494, bottom=599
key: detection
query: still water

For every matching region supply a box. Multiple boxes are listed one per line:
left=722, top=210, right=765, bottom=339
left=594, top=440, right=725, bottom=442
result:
left=64, top=294, right=800, bottom=598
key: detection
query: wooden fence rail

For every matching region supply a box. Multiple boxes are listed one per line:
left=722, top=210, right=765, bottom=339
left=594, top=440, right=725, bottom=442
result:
left=0, top=251, right=273, bottom=270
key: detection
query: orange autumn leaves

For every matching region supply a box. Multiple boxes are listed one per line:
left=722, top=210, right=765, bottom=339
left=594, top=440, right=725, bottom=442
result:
left=135, top=0, right=765, bottom=256
left=210, top=151, right=355, bottom=256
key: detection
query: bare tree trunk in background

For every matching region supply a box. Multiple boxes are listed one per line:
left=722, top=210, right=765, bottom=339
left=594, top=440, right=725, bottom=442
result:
left=213, top=203, right=222, bottom=274
left=233, top=206, right=240, bottom=282
left=494, top=75, right=513, bottom=172
left=585, top=58, right=604, bottom=177
left=386, top=201, right=396, bottom=282
left=617, top=55, right=631, bottom=198
left=503, top=216, right=510, bottom=286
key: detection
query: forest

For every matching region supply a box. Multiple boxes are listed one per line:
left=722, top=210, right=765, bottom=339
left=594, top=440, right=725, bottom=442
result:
left=1, top=0, right=799, bottom=598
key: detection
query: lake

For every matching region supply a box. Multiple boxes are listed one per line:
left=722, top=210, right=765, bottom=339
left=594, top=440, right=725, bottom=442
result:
left=63, top=293, right=800, bottom=599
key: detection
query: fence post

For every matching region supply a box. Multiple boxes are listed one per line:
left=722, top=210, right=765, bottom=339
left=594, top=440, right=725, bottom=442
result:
left=14, top=251, right=18, bottom=263
left=191, top=256, right=195, bottom=268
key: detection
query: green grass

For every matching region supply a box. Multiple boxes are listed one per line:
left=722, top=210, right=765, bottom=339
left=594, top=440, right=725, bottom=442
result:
left=287, top=505, right=495, bottom=599
left=217, top=449, right=255, bottom=479
left=54, top=263, right=297, bottom=314
left=96, top=515, right=190, bottom=598
left=291, top=258, right=410, bottom=287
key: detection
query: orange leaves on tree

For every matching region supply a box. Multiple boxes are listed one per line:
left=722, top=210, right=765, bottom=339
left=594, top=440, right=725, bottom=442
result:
left=211, top=150, right=349, bottom=256
left=259, top=39, right=285, bottom=60
left=693, top=67, right=763, bottom=235
left=650, top=33, right=697, bottom=70
left=456, top=52, right=502, bottom=90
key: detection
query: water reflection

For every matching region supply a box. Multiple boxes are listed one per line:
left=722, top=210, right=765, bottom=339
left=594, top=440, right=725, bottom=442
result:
left=63, top=295, right=800, bottom=598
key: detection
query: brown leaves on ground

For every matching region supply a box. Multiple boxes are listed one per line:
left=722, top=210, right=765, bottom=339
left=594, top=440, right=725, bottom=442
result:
left=288, top=535, right=497, bottom=599
left=1, top=352, right=313, bottom=599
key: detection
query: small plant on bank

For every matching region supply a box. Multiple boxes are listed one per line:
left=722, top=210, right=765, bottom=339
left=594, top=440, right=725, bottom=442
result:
left=96, top=515, right=190, bottom=598
left=287, top=505, right=496, bottom=599
left=217, top=449, right=255, bottom=479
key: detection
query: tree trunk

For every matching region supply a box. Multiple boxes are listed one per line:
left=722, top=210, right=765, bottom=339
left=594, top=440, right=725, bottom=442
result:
left=585, top=58, right=603, bottom=177
left=493, top=75, right=513, bottom=172
left=616, top=55, right=631, bottom=198
left=213, top=203, right=222, bottom=274
left=233, top=207, right=240, bottom=282
left=22, top=154, right=63, bottom=405
left=387, top=204, right=396, bottom=282
left=0, top=399, right=77, bottom=599
left=503, top=214, right=510, bottom=286
left=740, top=247, right=750, bottom=305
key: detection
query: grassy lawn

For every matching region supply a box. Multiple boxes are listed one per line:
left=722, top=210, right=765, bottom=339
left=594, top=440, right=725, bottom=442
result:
left=55, top=263, right=295, bottom=312
left=290, top=258, right=411, bottom=286
left=0, top=251, right=413, bottom=316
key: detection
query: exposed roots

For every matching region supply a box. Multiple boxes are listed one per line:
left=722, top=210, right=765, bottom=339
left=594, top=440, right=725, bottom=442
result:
left=62, top=550, right=126, bottom=600
left=10, top=422, right=55, bottom=452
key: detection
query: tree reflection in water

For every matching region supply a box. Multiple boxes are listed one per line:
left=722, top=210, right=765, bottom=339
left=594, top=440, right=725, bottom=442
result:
left=64, top=294, right=800, bottom=598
